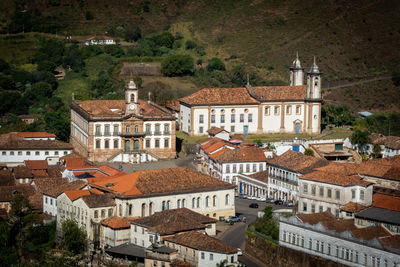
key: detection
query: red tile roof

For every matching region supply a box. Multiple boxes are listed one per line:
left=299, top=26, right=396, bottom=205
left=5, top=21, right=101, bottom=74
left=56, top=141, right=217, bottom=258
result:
left=65, top=190, right=91, bottom=201
left=370, top=133, right=400, bottom=150
left=65, top=158, right=88, bottom=169
left=207, top=127, right=228, bottom=136
left=101, top=216, right=137, bottom=229
left=0, top=134, right=72, bottom=150
left=131, top=208, right=217, bottom=235
left=0, top=184, right=35, bottom=202
left=268, top=150, right=329, bottom=174
left=300, top=171, right=372, bottom=187
left=25, top=160, right=48, bottom=170
left=213, top=146, right=268, bottom=163
left=340, top=202, right=368, bottom=213
left=0, top=169, right=16, bottom=186
left=252, top=85, right=307, bottom=101
left=372, top=193, right=400, bottom=212
left=351, top=225, right=391, bottom=240
left=164, top=231, right=237, bottom=254
left=297, top=212, right=356, bottom=232
left=379, top=235, right=400, bottom=248
left=45, top=180, right=87, bottom=197
left=2, top=132, right=56, bottom=138
left=357, top=156, right=400, bottom=181
left=180, top=87, right=259, bottom=106
left=249, top=170, right=269, bottom=183
left=89, top=167, right=234, bottom=197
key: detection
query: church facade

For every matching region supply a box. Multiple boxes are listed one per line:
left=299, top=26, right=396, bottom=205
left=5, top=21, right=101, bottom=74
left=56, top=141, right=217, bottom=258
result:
left=179, top=56, right=322, bottom=136
left=70, top=80, right=176, bottom=162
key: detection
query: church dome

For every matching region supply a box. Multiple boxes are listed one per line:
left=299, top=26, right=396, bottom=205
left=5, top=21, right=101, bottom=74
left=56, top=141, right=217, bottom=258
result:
left=309, top=56, right=320, bottom=73
left=128, top=80, right=137, bottom=89
left=292, top=52, right=302, bottom=68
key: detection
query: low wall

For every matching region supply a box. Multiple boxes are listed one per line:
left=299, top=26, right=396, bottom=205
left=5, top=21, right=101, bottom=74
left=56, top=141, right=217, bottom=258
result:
left=245, top=234, right=348, bottom=267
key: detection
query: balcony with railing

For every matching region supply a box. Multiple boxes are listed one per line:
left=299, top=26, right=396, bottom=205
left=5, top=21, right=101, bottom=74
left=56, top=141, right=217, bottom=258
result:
left=120, top=131, right=145, bottom=137
left=269, top=174, right=298, bottom=186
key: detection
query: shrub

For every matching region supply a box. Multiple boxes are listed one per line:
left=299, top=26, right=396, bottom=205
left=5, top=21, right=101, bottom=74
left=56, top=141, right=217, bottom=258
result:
left=161, top=54, right=194, bottom=77
left=185, top=40, right=197, bottom=50
left=206, top=57, right=225, bottom=72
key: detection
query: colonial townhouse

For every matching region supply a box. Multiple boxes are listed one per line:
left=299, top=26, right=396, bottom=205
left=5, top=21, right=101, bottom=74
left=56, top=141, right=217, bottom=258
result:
left=236, top=170, right=268, bottom=200
left=57, top=190, right=115, bottom=246
left=70, top=80, right=176, bottom=163
left=279, top=212, right=400, bottom=267
left=163, top=231, right=239, bottom=267
left=88, top=167, right=236, bottom=220
left=180, top=55, right=322, bottom=136
left=207, top=126, right=230, bottom=141
left=345, top=133, right=400, bottom=158
left=101, top=216, right=135, bottom=248
left=197, top=137, right=236, bottom=174
left=298, top=169, right=373, bottom=218
left=208, top=146, right=271, bottom=184
left=0, top=132, right=73, bottom=166
left=130, top=208, right=217, bottom=249
left=267, top=150, right=329, bottom=202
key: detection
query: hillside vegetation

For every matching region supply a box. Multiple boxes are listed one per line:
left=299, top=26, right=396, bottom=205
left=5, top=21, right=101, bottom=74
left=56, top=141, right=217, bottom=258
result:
left=1, top=0, right=400, bottom=112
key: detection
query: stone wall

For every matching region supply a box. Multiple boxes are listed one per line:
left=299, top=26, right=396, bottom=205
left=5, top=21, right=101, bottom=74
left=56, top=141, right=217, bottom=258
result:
left=245, top=235, right=348, bottom=267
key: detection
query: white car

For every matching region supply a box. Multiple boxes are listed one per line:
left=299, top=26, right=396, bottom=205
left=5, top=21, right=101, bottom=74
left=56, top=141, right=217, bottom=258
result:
left=237, top=248, right=243, bottom=256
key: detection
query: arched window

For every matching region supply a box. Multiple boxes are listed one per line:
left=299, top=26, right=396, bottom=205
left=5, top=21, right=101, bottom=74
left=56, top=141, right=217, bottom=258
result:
left=141, top=203, right=146, bottom=217
left=134, top=125, right=139, bottom=133
left=177, top=199, right=181, bottom=208
left=192, top=198, right=195, bottom=208
left=119, top=204, right=122, bottom=216
left=126, top=125, right=130, bottom=133
left=167, top=200, right=170, bottom=210
left=94, top=210, right=98, bottom=218
left=205, top=196, right=209, bottom=207
left=149, top=202, right=153, bottom=215
left=196, top=197, right=200, bottom=208
left=162, top=201, right=166, bottom=211
left=128, top=204, right=133, bottom=216
left=213, top=195, right=217, bottom=207
left=225, top=194, right=229, bottom=205
left=182, top=199, right=185, bottom=208
left=131, top=93, right=135, bottom=102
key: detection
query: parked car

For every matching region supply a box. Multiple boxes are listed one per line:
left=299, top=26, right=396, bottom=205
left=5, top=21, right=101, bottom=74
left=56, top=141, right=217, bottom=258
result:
left=274, top=199, right=283, bottom=205
left=226, top=216, right=242, bottom=224
left=238, top=194, right=246, bottom=199
left=283, top=201, right=294, bottom=207
left=219, top=216, right=225, bottom=221
left=265, top=198, right=274, bottom=203
left=249, top=203, right=259, bottom=209
left=237, top=248, right=243, bottom=256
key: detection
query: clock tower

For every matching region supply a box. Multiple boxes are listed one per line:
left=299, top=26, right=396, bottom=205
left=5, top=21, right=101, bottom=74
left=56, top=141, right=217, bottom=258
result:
left=125, top=79, right=138, bottom=115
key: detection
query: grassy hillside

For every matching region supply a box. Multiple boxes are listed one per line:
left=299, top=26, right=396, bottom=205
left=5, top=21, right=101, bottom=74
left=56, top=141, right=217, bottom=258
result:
left=1, top=0, right=400, bottom=112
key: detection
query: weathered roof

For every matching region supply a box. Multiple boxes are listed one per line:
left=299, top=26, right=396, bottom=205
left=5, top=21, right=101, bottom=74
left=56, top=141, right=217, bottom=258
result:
left=0, top=169, right=16, bottom=186
left=252, top=85, right=307, bottom=101
left=105, top=243, right=145, bottom=258
left=101, top=216, right=137, bottom=229
left=249, top=170, right=269, bottom=183
left=25, top=160, right=48, bottom=170
left=379, top=235, right=400, bottom=248
left=131, top=208, right=216, bottom=235
left=340, top=202, right=368, bottom=213
left=0, top=134, right=72, bottom=150
left=351, top=225, right=392, bottom=241
left=300, top=171, right=372, bottom=187
left=1, top=132, right=55, bottom=138
left=12, top=166, right=33, bottom=178
left=73, top=99, right=174, bottom=119
left=0, top=184, right=35, bottom=202
left=213, top=146, right=268, bottom=163
left=372, top=193, right=400, bottom=212
left=357, top=156, right=400, bottom=181
left=207, top=126, right=228, bottom=136
left=81, top=193, right=115, bottom=208
left=43, top=179, right=86, bottom=197
left=89, top=167, right=234, bottom=198
left=297, top=212, right=356, bottom=232
left=355, top=206, right=400, bottom=226
left=268, top=150, right=329, bottom=174
left=165, top=231, right=237, bottom=254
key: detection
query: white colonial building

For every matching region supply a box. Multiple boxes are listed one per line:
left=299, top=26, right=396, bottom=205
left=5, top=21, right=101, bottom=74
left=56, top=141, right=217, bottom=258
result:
left=279, top=212, right=400, bottom=267
left=180, top=55, right=322, bottom=136
left=70, top=80, right=176, bottom=163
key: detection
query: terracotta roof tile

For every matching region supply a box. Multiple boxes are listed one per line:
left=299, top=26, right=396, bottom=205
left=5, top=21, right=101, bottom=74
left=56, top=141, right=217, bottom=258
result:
left=165, top=100, right=180, bottom=112
left=65, top=158, right=89, bottom=169
left=12, top=166, right=33, bottom=178
left=0, top=184, right=35, bottom=202
left=0, top=134, right=72, bottom=150
left=180, top=87, right=259, bottom=106
left=65, top=190, right=91, bottom=201
left=131, top=208, right=217, bottom=235
left=1, top=132, right=56, bottom=138
left=164, top=231, right=237, bottom=254
left=81, top=193, right=114, bottom=208
left=268, top=150, right=329, bottom=174
left=252, top=85, right=307, bottom=101
left=340, top=202, right=368, bottom=213
left=207, top=127, right=228, bottom=136
left=213, top=146, right=268, bottom=163
left=300, top=171, right=372, bottom=187
left=102, top=216, right=137, bottom=229
left=297, top=212, right=356, bottom=232
left=379, top=235, right=400, bottom=248
left=0, top=169, right=16, bottom=186
left=90, top=167, right=234, bottom=197
left=350, top=225, right=391, bottom=241
left=208, top=147, right=231, bottom=160
left=45, top=180, right=87, bottom=197
left=372, top=193, right=400, bottom=212
left=371, top=133, right=400, bottom=149
left=32, top=170, right=48, bottom=178
left=25, top=160, right=48, bottom=170
left=204, top=141, right=232, bottom=154
left=249, top=170, right=269, bottom=183
left=357, top=156, right=400, bottom=181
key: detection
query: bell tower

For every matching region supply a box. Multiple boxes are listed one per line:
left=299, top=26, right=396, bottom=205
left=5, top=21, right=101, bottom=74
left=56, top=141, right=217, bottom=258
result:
left=125, top=79, right=138, bottom=115
left=289, top=52, right=304, bottom=86
left=306, top=56, right=322, bottom=99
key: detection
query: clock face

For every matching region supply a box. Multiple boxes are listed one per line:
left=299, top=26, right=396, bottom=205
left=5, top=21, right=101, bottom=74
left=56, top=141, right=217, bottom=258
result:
left=129, top=104, right=135, bottom=110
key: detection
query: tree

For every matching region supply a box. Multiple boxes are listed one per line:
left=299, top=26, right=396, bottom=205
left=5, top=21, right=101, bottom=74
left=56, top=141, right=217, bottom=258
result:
left=161, top=54, right=194, bottom=77
left=392, top=72, right=400, bottom=87
left=351, top=130, right=371, bottom=153
left=372, top=144, right=382, bottom=158
left=253, top=206, right=279, bottom=241
left=152, top=32, right=174, bottom=48
left=125, top=26, right=142, bottom=42
left=63, top=44, right=85, bottom=72
left=207, top=57, right=225, bottom=72
left=37, top=60, right=56, bottom=73
left=61, top=220, right=87, bottom=254
left=304, top=148, right=314, bottom=156
left=185, top=40, right=197, bottom=50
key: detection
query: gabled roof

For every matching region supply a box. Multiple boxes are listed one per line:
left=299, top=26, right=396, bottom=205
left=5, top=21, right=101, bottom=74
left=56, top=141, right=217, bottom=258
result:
left=0, top=134, right=72, bottom=150
left=1, top=132, right=55, bottom=138
left=0, top=169, right=15, bottom=186
left=179, top=87, right=259, bottom=106
left=372, top=193, right=400, bottom=212
left=357, top=156, right=400, bottom=181
left=43, top=179, right=86, bottom=197
left=249, top=170, right=269, bottom=183
left=370, top=133, right=400, bottom=150
left=131, top=208, right=216, bottom=235
left=12, top=166, right=33, bottom=178
left=297, top=212, right=356, bottom=232
left=0, top=184, right=35, bottom=202
left=207, top=126, right=228, bottom=136
left=101, top=216, right=137, bottom=229
left=379, top=235, right=400, bottom=248
left=164, top=231, right=237, bottom=254
left=252, top=85, right=307, bottom=101
left=350, top=225, right=392, bottom=240
left=89, top=167, right=234, bottom=198
left=81, top=193, right=114, bottom=208
left=268, top=150, right=329, bottom=174
left=65, top=190, right=91, bottom=201
left=300, top=171, right=372, bottom=187
left=213, top=146, right=268, bottom=163
left=340, top=202, right=368, bottom=213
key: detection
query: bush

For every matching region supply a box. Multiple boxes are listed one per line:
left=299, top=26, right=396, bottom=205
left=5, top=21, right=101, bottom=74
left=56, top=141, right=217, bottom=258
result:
left=125, top=26, right=142, bottom=42
left=85, top=11, right=94, bottom=20
left=61, top=220, right=87, bottom=254
left=207, top=57, right=225, bottom=72
left=161, top=54, right=194, bottom=77
left=304, top=148, right=314, bottom=156
left=185, top=40, right=197, bottom=50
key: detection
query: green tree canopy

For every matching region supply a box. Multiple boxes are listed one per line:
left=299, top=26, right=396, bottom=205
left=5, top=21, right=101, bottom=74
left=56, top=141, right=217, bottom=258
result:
left=161, top=54, right=194, bottom=77
left=61, top=220, right=87, bottom=254
left=207, top=57, right=226, bottom=72
left=304, top=148, right=314, bottom=156
left=351, top=130, right=371, bottom=153
left=125, top=26, right=142, bottom=42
